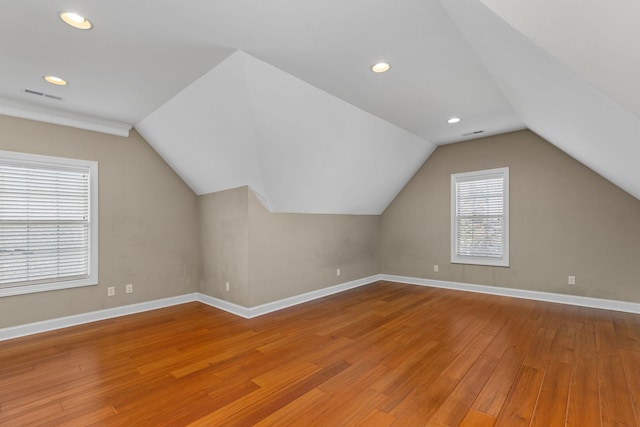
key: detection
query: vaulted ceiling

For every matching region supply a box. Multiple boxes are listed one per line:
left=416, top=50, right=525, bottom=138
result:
left=1, top=0, right=638, bottom=213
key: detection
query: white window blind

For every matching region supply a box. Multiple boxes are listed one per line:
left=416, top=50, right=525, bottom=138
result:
left=451, top=167, right=509, bottom=267
left=0, top=151, right=98, bottom=296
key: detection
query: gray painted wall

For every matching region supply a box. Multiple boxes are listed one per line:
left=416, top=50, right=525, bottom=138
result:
left=380, top=130, right=640, bottom=302
left=198, top=187, right=250, bottom=306
left=0, top=116, right=200, bottom=328
left=2, top=119, right=639, bottom=331
left=197, top=186, right=380, bottom=307
left=247, top=188, right=379, bottom=306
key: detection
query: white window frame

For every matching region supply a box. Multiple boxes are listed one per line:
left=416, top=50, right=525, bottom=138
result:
left=0, top=150, right=98, bottom=297
left=451, top=167, right=509, bottom=267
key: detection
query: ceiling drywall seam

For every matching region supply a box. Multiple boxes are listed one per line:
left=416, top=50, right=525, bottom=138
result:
left=237, top=51, right=273, bottom=212
left=441, top=0, right=640, bottom=201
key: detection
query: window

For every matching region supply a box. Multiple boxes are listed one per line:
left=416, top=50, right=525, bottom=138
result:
left=0, top=150, right=98, bottom=297
left=451, top=167, right=509, bottom=267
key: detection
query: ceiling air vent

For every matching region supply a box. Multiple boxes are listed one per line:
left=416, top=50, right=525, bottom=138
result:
left=462, top=130, right=484, bottom=137
left=24, top=88, right=63, bottom=101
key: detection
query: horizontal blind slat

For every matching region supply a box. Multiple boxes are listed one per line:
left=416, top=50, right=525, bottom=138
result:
left=455, top=172, right=505, bottom=259
left=0, top=159, right=92, bottom=287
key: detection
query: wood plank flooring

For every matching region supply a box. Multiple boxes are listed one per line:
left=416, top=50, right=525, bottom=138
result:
left=1, top=281, right=639, bottom=426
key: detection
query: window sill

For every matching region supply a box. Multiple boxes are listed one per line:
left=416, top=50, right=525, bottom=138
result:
left=451, top=257, right=510, bottom=268
left=0, top=278, right=98, bottom=297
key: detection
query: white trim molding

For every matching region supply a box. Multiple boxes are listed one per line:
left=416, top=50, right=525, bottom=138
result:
left=4, top=274, right=638, bottom=342
left=451, top=167, right=509, bottom=267
left=0, top=294, right=198, bottom=341
left=0, top=150, right=99, bottom=297
left=198, top=274, right=382, bottom=318
left=381, top=274, right=640, bottom=314
left=196, top=294, right=252, bottom=318
left=0, top=275, right=382, bottom=341
left=0, top=97, right=132, bottom=137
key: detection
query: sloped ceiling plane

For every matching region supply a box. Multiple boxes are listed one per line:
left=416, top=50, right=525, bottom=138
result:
left=1, top=0, right=638, bottom=214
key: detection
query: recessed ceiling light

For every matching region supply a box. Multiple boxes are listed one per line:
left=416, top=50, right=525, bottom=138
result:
left=59, top=11, right=93, bottom=30
left=447, top=117, right=461, bottom=124
left=371, top=62, right=391, bottom=73
left=43, top=75, right=68, bottom=86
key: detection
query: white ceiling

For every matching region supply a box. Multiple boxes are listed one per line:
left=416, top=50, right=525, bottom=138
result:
left=1, top=0, right=639, bottom=213
left=442, top=0, right=640, bottom=201
left=477, top=0, right=640, bottom=119
left=137, top=51, right=435, bottom=214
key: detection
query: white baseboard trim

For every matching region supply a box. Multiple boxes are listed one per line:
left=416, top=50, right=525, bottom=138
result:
left=196, top=294, right=253, bottom=318
left=0, top=293, right=198, bottom=341
left=0, top=276, right=383, bottom=341
left=7, top=273, right=634, bottom=342
left=381, top=274, right=640, bottom=314
left=197, top=274, right=383, bottom=318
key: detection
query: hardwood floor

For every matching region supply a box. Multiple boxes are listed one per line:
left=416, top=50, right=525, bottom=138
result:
left=1, top=281, right=639, bottom=426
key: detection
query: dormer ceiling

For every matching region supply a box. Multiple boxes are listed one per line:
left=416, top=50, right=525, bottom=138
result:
left=136, top=51, right=436, bottom=214
left=1, top=0, right=639, bottom=213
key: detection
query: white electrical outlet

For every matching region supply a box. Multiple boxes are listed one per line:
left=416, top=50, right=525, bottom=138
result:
left=337, top=268, right=341, bottom=277
left=125, top=284, right=133, bottom=294
left=434, top=265, right=439, bottom=272
left=568, top=275, right=576, bottom=285
left=225, top=282, right=230, bottom=291
left=107, top=286, right=115, bottom=297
